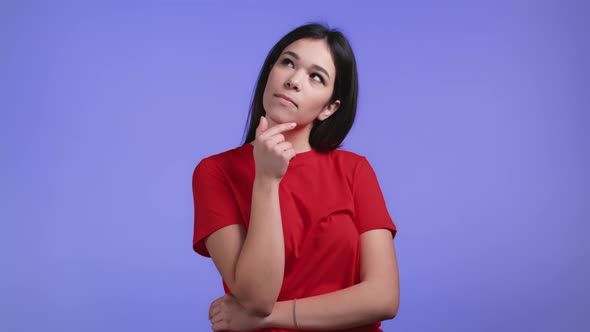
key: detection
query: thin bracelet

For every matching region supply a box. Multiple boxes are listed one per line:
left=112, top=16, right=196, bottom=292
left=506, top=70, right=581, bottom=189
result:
left=293, top=298, right=300, bottom=330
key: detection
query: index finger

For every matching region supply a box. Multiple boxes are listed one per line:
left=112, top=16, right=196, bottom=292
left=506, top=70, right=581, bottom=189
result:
left=258, top=122, right=296, bottom=139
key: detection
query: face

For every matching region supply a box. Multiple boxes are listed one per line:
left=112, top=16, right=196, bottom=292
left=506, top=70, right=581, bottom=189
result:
left=262, top=38, right=341, bottom=128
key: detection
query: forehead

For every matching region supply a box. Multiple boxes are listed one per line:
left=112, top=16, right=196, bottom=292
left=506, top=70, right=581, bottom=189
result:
left=282, top=38, right=336, bottom=77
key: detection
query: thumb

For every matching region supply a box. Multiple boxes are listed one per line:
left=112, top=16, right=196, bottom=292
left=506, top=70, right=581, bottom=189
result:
left=255, top=116, right=268, bottom=137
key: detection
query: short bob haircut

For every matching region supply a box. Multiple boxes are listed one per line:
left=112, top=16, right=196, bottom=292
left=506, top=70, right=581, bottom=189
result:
left=242, top=23, right=358, bottom=152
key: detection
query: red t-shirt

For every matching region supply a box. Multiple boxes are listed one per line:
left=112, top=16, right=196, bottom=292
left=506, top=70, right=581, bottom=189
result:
left=192, top=144, right=397, bottom=332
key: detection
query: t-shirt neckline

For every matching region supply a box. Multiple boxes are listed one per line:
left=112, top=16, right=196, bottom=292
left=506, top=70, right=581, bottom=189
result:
left=243, top=143, right=321, bottom=166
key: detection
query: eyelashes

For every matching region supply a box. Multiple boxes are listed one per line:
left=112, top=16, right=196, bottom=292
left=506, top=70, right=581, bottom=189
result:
left=280, top=58, right=325, bottom=84
left=281, top=58, right=294, bottom=67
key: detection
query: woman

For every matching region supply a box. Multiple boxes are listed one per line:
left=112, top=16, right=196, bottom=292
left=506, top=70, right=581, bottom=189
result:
left=192, top=23, right=399, bottom=331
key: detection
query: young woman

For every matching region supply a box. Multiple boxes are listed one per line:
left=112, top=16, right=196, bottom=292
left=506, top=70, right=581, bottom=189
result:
left=192, top=23, right=399, bottom=331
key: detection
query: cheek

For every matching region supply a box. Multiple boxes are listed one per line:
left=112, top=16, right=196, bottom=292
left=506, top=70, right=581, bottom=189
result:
left=305, top=90, right=332, bottom=111
left=266, top=68, right=282, bottom=86
left=264, top=71, right=281, bottom=96
left=262, top=76, right=276, bottom=106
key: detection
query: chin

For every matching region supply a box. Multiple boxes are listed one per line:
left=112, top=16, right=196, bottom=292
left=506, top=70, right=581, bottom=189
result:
left=264, top=106, right=295, bottom=124
left=265, top=112, right=291, bottom=126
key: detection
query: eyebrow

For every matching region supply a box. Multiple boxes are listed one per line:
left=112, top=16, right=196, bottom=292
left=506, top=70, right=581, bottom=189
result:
left=282, top=51, right=331, bottom=79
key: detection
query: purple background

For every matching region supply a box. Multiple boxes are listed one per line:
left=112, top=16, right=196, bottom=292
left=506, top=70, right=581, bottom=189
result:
left=1, top=0, right=588, bottom=331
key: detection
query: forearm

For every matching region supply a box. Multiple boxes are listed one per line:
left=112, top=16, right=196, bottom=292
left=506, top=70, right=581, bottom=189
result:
left=233, top=176, right=285, bottom=315
left=264, top=282, right=397, bottom=330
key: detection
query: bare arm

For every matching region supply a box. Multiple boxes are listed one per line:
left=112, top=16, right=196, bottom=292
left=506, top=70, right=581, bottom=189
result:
left=263, top=229, right=400, bottom=329
left=204, top=117, right=297, bottom=317
left=205, top=177, right=283, bottom=317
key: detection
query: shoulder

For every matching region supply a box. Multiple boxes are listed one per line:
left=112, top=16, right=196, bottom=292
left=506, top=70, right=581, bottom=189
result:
left=327, top=149, right=386, bottom=189
left=319, top=148, right=375, bottom=189
left=193, top=144, right=252, bottom=179
left=329, top=148, right=370, bottom=170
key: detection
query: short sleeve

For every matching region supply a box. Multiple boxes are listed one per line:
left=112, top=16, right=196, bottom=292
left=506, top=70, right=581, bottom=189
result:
left=192, top=158, right=243, bottom=257
left=352, top=157, right=397, bottom=238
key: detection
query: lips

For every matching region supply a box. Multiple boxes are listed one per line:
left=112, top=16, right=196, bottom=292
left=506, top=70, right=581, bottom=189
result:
left=275, top=93, right=297, bottom=107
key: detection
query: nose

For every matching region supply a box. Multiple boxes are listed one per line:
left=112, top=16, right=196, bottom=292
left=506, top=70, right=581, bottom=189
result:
left=284, top=72, right=301, bottom=91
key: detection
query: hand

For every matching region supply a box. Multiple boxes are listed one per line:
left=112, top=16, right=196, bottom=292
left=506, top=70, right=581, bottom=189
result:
left=209, top=294, right=267, bottom=331
left=252, top=116, right=297, bottom=180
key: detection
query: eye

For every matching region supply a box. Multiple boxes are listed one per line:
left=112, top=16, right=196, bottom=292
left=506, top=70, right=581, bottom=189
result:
left=311, top=73, right=325, bottom=84
left=281, top=58, right=294, bottom=68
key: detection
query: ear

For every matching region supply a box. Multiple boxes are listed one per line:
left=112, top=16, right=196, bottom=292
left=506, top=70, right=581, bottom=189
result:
left=317, top=100, right=341, bottom=121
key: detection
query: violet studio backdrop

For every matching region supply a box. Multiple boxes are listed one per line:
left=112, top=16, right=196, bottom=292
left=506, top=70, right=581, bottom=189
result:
left=1, top=0, right=588, bottom=331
